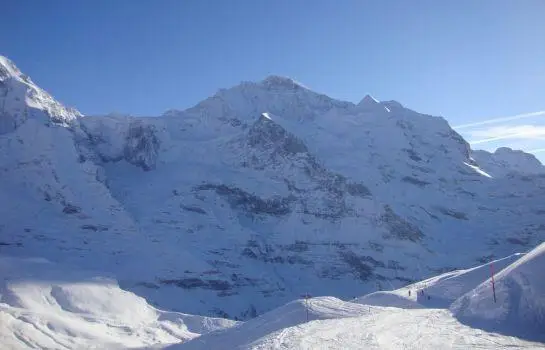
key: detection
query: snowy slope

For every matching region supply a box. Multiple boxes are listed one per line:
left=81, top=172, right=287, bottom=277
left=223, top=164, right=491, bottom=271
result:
left=353, top=252, right=523, bottom=309
left=0, top=239, right=543, bottom=348
left=0, top=256, right=238, bottom=349
left=452, top=242, right=545, bottom=341
left=1, top=54, right=545, bottom=321
left=173, top=246, right=545, bottom=349
left=175, top=307, right=542, bottom=350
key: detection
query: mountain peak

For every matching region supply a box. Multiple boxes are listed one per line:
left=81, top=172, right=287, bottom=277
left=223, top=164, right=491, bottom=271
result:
left=0, top=55, right=82, bottom=133
left=357, top=94, right=390, bottom=114
left=358, top=94, right=379, bottom=106
left=260, top=75, right=307, bottom=90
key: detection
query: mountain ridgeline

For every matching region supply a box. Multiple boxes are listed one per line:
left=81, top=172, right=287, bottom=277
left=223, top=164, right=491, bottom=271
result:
left=1, top=55, right=544, bottom=319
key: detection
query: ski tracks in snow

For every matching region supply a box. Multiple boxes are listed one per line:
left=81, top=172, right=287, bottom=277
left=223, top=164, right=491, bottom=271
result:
left=245, top=307, right=544, bottom=350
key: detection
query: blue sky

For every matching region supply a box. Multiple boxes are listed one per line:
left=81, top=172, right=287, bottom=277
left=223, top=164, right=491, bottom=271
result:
left=2, top=0, right=544, bottom=161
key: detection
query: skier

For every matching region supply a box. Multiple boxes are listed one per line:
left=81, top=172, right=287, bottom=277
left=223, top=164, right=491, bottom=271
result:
left=408, top=290, right=411, bottom=296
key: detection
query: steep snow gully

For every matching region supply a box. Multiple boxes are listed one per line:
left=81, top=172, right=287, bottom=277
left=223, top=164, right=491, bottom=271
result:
left=1, top=55, right=544, bottom=348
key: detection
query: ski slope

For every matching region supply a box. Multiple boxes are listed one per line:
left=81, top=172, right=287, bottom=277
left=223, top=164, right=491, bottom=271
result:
left=172, top=244, right=545, bottom=349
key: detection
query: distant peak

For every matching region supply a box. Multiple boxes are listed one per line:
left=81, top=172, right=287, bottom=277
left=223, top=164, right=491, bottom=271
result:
left=357, top=94, right=391, bottom=114
left=494, top=147, right=516, bottom=154
left=260, top=75, right=307, bottom=90
left=358, top=94, right=379, bottom=106
left=494, top=147, right=540, bottom=161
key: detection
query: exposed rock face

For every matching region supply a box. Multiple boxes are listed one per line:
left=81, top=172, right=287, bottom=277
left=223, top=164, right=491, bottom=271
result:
left=380, top=205, right=424, bottom=242
left=123, top=122, right=160, bottom=171
left=247, top=113, right=309, bottom=158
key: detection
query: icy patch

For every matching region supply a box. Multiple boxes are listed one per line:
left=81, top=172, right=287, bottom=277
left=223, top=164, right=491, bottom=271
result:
left=464, top=162, right=493, bottom=178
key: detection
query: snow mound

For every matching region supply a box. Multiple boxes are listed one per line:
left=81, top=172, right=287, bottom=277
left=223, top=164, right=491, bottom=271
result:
left=175, top=297, right=370, bottom=350
left=0, top=256, right=238, bottom=349
left=353, top=291, right=422, bottom=309
left=452, top=242, right=545, bottom=341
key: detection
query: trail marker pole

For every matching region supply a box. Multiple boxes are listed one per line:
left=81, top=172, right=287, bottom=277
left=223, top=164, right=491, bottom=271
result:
left=305, top=294, right=308, bottom=322
left=301, top=293, right=311, bottom=322
left=490, top=262, right=497, bottom=303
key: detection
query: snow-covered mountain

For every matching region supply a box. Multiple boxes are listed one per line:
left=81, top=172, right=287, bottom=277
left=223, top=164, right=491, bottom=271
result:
left=1, top=55, right=544, bottom=320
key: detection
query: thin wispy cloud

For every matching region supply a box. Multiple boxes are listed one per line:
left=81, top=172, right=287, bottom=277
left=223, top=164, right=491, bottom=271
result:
left=454, top=110, right=545, bottom=129
left=455, top=110, right=545, bottom=163
left=469, top=125, right=545, bottom=145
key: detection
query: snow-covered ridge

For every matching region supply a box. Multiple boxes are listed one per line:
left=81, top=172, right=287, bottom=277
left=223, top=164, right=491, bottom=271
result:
left=0, top=55, right=82, bottom=134
left=472, top=147, right=545, bottom=177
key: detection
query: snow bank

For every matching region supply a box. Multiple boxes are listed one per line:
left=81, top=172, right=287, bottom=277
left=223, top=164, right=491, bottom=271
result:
left=451, top=242, right=545, bottom=341
left=353, top=291, right=422, bottom=309
left=0, top=256, right=237, bottom=349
